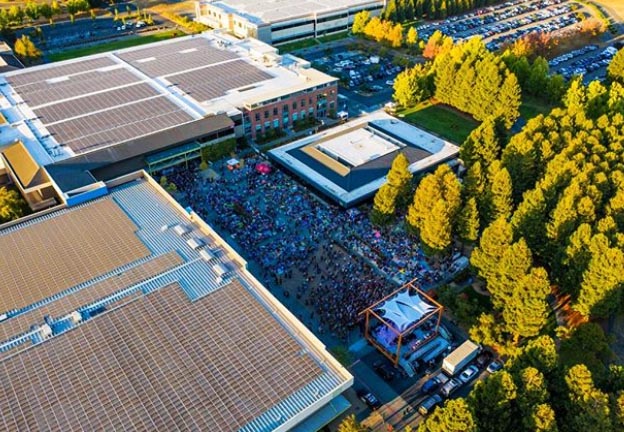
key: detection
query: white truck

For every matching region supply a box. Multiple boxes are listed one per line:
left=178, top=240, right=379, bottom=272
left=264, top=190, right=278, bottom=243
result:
left=442, top=340, right=480, bottom=376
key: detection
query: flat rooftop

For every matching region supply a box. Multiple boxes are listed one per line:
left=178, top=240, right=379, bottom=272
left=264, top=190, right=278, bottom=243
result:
left=0, top=174, right=351, bottom=431
left=269, top=111, right=459, bottom=207
left=204, top=0, right=381, bottom=25
left=0, top=32, right=336, bottom=167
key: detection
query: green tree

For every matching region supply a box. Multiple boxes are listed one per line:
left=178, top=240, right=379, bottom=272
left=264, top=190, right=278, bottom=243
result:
left=502, top=266, right=551, bottom=344
left=470, top=217, right=513, bottom=284
left=418, top=399, right=477, bottom=432
left=528, top=403, right=559, bottom=432
left=8, top=5, right=25, bottom=25
left=421, top=199, right=453, bottom=253
left=469, top=312, right=503, bottom=347
left=559, top=322, right=612, bottom=380
left=574, top=239, right=624, bottom=318
left=565, top=364, right=613, bottom=432
left=39, top=3, right=53, bottom=24
left=24, top=1, right=40, bottom=21
left=371, top=184, right=399, bottom=226
left=458, top=197, right=479, bottom=243
left=13, top=35, right=41, bottom=64
left=468, top=370, right=517, bottom=432
left=608, top=47, right=624, bottom=85
left=486, top=161, right=513, bottom=222
left=517, top=367, right=549, bottom=416
left=406, top=27, right=418, bottom=48
left=0, top=187, right=26, bottom=223
left=351, top=10, right=370, bottom=34
left=383, top=0, right=397, bottom=21
left=386, top=152, right=412, bottom=206
left=337, top=414, right=366, bottom=432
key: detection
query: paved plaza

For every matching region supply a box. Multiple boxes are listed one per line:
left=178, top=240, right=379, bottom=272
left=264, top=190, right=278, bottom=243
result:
left=170, top=157, right=457, bottom=345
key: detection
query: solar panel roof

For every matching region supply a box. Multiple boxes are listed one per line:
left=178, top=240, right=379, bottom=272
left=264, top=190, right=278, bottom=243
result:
left=166, top=59, right=272, bottom=102
left=0, top=177, right=351, bottom=432
left=117, top=37, right=239, bottom=77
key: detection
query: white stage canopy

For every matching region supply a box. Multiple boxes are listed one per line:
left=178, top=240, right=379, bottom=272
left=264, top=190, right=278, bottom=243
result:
left=375, top=289, right=436, bottom=331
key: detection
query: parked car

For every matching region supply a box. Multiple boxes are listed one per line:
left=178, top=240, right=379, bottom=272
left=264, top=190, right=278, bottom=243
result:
left=440, top=378, right=463, bottom=398
left=487, top=360, right=503, bottom=374
left=373, top=361, right=396, bottom=382
left=459, top=365, right=480, bottom=384
left=385, top=80, right=395, bottom=86
left=418, top=394, right=443, bottom=416
left=475, top=351, right=493, bottom=369
left=357, top=390, right=382, bottom=410
left=421, top=372, right=449, bottom=395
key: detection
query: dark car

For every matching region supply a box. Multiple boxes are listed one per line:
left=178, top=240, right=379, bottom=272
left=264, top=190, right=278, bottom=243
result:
left=418, top=394, right=443, bottom=416
left=475, top=351, right=493, bottom=369
left=373, top=361, right=396, bottom=382
left=357, top=390, right=382, bottom=410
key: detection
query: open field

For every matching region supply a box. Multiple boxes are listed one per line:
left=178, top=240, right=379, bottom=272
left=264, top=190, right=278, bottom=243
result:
left=592, top=0, right=624, bottom=21
left=399, top=100, right=479, bottom=144
left=47, top=29, right=182, bottom=62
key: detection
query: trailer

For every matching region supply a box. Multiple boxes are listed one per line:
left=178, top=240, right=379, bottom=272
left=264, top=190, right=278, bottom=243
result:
left=442, top=340, right=480, bottom=376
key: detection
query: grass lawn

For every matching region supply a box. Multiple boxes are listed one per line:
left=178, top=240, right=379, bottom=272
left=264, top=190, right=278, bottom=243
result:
left=47, top=30, right=183, bottom=62
left=278, top=31, right=351, bottom=53
left=519, top=96, right=554, bottom=121
left=399, top=100, right=479, bottom=144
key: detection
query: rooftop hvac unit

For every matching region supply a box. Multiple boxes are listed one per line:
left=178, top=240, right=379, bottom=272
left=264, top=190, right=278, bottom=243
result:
left=173, top=224, right=190, bottom=236
left=67, top=311, right=82, bottom=324
left=39, top=324, right=53, bottom=339
left=199, top=249, right=215, bottom=262
left=213, top=263, right=228, bottom=277
left=187, top=237, right=205, bottom=250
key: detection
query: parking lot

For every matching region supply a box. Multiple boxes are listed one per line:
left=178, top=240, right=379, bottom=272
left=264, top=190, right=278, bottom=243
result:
left=549, top=43, right=620, bottom=82
left=417, top=0, right=587, bottom=51
left=297, top=44, right=409, bottom=116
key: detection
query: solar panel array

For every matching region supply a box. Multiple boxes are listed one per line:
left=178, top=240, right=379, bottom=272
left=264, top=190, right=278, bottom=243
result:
left=6, top=57, right=116, bottom=89
left=45, top=96, right=193, bottom=154
left=169, top=59, right=272, bottom=102
left=117, top=37, right=239, bottom=77
left=0, top=280, right=326, bottom=431
left=0, top=200, right=150, bottom=314
left=14, top=68, right=141, bottom=108
left=34, top=83, right=159, bottom=125
left=0, top=252, right=182, bottom=342
left=5, top=55, right=197, bottom=154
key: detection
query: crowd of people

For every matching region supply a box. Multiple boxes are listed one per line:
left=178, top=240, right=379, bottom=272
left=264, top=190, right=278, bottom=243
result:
left=166, top=156, right=456, bottom=341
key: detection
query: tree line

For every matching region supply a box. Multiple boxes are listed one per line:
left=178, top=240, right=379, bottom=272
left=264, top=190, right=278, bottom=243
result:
left=393, top=34, right=522, bottom=127
left=383, top=0, right=503, bottom=22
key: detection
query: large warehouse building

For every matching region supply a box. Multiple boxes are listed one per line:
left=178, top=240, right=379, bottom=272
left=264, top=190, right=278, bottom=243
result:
left=195, top=0, right=385, bottom=45
left=0, top=31, right=337, bottom=211
left=0, top=171, right=353, bottom=432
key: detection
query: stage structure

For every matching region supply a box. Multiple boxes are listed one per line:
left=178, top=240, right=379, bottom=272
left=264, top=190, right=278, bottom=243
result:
left=360, top=279, right=444, bottom=368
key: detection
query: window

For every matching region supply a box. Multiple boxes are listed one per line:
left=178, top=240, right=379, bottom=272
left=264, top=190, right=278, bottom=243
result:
left=255, top=112, right=260, bottom=122
left=301, top=110, right=306, bottom=119
left=264, top=121, right=271, bottom=129
left=273, top=107, right=278, bottom=116
left=308, top=97, right=312, bottom=105
left=273, top=119, right=280, bottom=128
left=292, top=101, right=297, bottom=110
left=301, top=99, right=306, bottom=107
left=293, top=112, right=298, bottom=121
left=255, top=124, right=262, bottom=131
left=283, top=104, right=289, bottom=112
left=264, top=110, right=269, bottom=119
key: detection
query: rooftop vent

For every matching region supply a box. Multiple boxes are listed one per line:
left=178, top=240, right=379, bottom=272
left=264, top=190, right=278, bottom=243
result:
left=199, top=249, right=215, bottom=262
left=173, top=224, right=190, bottom=236
left=187, top=237, right=205, bottom=250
